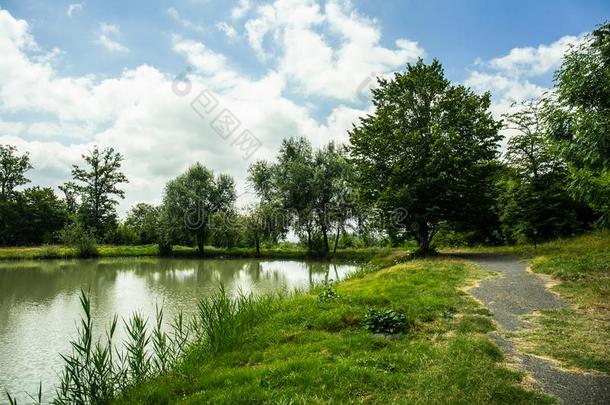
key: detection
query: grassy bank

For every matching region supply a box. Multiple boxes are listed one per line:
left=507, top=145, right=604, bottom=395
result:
left=448, top=231, right=610, bottom=374
left=117, top=255, right=552, bottom=404
left=0, top=244, right=391, bottom=262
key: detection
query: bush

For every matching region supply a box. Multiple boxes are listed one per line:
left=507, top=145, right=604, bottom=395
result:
left=39, top=244, right=62, bottom=259
left=362, top=307, right=408, bottom=335
left=58, top=222, right=99, bottom=258
left=318, top=286, right=340, bottom=302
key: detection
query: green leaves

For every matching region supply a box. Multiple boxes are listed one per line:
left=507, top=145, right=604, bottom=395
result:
left=362, top=307, right=408, bottom=335
left=349, top=59, right=502, bottom=252
left=544, top=22, right=610, bottom=225
left=70, top=145, right=128, bottom=237
left=160, top=163, right=236, bottom=254
left=0, top=144, right=32, bottom=199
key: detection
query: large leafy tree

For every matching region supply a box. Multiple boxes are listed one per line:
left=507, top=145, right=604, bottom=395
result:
left=544, top=22, right=610, bottom=225
left=0, top=144, right=32, bottom=199
left=71, top=146, right=128, bottom=237
left=161, top=163, right=236, bottom=255
left=20, top=187, right=70, bottom=244
left=349, top=59, right=502, bottom=254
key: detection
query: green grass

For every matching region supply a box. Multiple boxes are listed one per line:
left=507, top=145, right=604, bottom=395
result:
left=0, top=244, right=392, bottom=261
left=118, top=257, right=553, bottom=404
left=448, top=231, right=610, bottom=374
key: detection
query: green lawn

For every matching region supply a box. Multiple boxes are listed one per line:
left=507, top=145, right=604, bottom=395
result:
left=448, top=231, right=610, bottom=374
left=118, top=256, right=552, bottom=404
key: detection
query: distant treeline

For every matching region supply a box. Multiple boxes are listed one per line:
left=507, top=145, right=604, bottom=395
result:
left=0, top=22, right=607, bottom=256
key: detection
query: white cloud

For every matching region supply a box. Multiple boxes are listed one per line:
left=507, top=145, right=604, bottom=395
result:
left=231, top=0, right=251, bottom=20
left=0, top=8, right=372, bottom=215
left=167, top=7, right=205, bottom=33
left=487, top=34, right=584, bottom=77
left=216, top=22, right=238, bottom=39
left=243, top=0, right=424, bottom=100
left=95, top=23, right=128, bottom=52
left=66, top=3, right=83, bottom=17
left=464, top=33, right=584, bottom=151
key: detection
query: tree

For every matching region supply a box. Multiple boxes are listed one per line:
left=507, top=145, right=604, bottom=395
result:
left=21, top=187, right=70, bottom=244
left=242, top=202, right=287, bottom=257
left=274, top=137, right=317, bottom=251
left=544, top=22, right=610, bottom=225
left=249, top=138, right=353, bottom=256
left=0, top=144, right=32, bottom=199
left=59, top=182, right=79, bottom=214
left=504, top=100, right=562, bottom=180
left=125, top=203, right=160, bottom=244
left=311, top=143, right=352, bottom=257
left=161, top=163, right=236, bottom=255
left=71, top=146, right=128, bottom=237
left=499, top=100, right=593, bottom=243
left=349, top=59, right=502, bottom=254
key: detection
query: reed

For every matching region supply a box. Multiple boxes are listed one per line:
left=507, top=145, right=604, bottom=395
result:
left=6, top=286, right=274, bottom=404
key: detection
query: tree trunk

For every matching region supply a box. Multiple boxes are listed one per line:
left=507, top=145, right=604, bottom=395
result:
left=321, top=224, right=329, bottom=259
left=416, top=222, right=430, bottom=254
left=196, top=231, right=205, bottom=256
left=254, top=233, right=260, bottom=258
left=333, top=224, right=341, bottom=257
left=306, top=226, right=312, bottom=253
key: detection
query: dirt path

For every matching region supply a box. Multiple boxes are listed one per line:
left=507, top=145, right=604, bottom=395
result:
left=456, top=254, right=610, bottom=404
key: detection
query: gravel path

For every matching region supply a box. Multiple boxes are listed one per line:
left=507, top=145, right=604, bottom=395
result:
left=456, top=253, right=610, bottom=404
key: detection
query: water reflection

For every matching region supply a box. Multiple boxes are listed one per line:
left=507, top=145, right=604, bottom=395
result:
left=0, top=258, right=357, bottom=401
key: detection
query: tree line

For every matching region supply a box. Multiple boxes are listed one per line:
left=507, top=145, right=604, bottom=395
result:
left=0, top=22, right=607, bottom=256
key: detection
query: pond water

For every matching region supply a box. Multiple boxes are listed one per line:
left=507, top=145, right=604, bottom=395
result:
left=0, top=257, right=358, bottom=401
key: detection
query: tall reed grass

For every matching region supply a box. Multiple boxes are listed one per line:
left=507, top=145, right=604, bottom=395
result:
left=6, top=286, right=275, bottom=404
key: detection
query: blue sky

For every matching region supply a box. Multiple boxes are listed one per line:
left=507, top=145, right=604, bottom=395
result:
left=0, top=0, right=608, bottom=213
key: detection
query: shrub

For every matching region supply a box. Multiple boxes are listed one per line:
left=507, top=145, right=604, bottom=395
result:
left=362, top=307, right=408, bottom=335
left=318, top=286, right=340, bottom=302
left=39, top=244, right=62, bottom=259
left=58, top=222, right=99, bottom=258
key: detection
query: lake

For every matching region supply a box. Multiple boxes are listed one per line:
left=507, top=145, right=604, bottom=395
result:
left=0, top=257, right=359, bottom=401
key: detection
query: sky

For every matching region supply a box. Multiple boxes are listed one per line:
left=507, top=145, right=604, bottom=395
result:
left=0, top=0, right=608, bottom=215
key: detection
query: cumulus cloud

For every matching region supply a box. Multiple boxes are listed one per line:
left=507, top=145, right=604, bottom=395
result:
left=95, top=23, right=128, bottom=52
left=0, top=8, right=372, bottom=214
left=464, top=33, right=584, bottom=150
left=465, top=33, right=587, bottom=117
left=487, top=34, right=584, bottom=77
left=242, top=0, right=424, bottom=100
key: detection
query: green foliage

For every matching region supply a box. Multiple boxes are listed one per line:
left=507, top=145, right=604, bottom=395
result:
left=0, top=144, right=32, bottom=199
left=544, top=22, right=610, bottom=225
left=317, top=285, right=340, bottom=302
left=248, top=138, right=354, bottom=256
left=58, top=222, right=99, bottom=258
left=498, top=100, right=594, bottom=244
left=362, top=307, right=408, bottom=334
left=349, top=59, right=502, bottom=254
left=0, top=187, right=69, bottom=246
left=70, top=146, right=128, bottom=238
left=160, top=163, right=236, bottom=255
left=124, top=203, right=160, bottom=244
